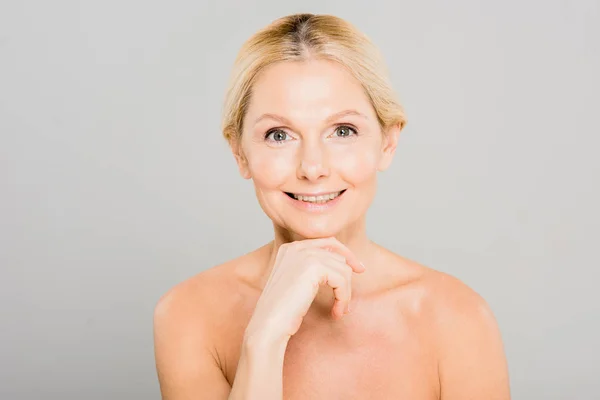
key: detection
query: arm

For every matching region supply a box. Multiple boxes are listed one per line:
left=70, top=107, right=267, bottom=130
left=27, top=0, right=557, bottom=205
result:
left=153, top=281, right=289, bottom=400
left=153, top=290, right=231, bottom=400
left=437, top=283, right=511, bottom=399
left=228, top=334, right=288, bottom=400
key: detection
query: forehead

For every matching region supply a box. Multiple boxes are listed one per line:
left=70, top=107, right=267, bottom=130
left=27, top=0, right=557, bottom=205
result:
left=245, top=59, right=376, bottom=123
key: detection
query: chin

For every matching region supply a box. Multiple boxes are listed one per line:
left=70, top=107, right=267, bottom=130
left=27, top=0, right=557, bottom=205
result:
left=293, top=229, right=338, bottom=240
left=283, top=219, right=346, bottom=240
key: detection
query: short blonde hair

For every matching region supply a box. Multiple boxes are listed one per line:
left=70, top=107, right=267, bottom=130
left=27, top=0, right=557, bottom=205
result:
left=221, top=13, right=406, bottom=145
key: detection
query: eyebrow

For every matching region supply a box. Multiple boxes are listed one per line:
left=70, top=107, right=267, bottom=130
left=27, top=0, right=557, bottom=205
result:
left=252, top=109, right=369, bottom=127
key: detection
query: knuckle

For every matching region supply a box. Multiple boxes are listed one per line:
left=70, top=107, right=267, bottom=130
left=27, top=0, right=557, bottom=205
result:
left=302, top=264, right=323, bottom=285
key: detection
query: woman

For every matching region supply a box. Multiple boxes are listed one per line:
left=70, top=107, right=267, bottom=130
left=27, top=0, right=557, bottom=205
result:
left=154, top=13, right=510, bottom=399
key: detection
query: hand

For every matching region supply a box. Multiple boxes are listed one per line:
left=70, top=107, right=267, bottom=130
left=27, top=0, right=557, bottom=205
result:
left=243, top=237, right=366, bottom=347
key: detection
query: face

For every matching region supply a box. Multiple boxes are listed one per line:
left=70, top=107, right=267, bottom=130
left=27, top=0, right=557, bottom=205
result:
left=234, top=59, right=399, bottom=239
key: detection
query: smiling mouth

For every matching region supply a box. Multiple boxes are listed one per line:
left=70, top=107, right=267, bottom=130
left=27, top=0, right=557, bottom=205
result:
left=284, top=190, right=346, bottom=204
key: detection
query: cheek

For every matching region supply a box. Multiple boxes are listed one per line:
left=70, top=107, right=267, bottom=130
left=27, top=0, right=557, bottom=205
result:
left=247, top=150, right=294, bottom=188
left=330, top=145, right=380, bottom=183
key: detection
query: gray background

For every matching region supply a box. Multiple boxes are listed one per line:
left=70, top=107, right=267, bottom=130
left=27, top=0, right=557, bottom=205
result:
left=1, top=0, right=598, bottom=399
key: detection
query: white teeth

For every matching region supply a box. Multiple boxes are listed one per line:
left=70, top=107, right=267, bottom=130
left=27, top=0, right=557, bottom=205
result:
left=292, top=191, right=342, bottom=203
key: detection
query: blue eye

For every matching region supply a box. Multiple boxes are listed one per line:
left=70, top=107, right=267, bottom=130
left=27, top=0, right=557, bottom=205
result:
left=334, top=125, right=357, bottom=138
left=265, top=129, right=289, bottom=142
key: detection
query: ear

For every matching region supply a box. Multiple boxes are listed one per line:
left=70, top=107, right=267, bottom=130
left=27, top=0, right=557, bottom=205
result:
left=230, top=138, right=251, bottom=179
left=377, top=123, right=402, bottom=172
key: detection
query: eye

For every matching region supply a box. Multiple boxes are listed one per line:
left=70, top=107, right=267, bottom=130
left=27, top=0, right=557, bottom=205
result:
left=265, top=129, right=290, bottom=143
left=333, top=125, right=358, bottom=138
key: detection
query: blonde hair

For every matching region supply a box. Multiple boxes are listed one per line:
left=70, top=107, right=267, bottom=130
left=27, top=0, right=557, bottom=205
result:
left=221, top=13, right=406, bottom=146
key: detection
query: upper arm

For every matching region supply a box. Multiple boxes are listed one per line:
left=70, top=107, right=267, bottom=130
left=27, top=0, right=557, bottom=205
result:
left=436, top=280, right=511, bottom=400
left=153, top=284, right=231, bottom=400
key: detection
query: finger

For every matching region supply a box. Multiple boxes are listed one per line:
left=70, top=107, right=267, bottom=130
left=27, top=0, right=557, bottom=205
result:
left=317, top=268, right=351, bottom=320
left=304, top=238, right=365, bottom=273
left=306, top=248, right=346, bottom=263
left=321, top=258, right=354, bottom=318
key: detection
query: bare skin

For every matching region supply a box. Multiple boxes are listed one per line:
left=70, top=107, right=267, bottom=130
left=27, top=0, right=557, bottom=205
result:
left=154, top=240, right=509, bottom=399
left=153, top=58, right=510, bottom=399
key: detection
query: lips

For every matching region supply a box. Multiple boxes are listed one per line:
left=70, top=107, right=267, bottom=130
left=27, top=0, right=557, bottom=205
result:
left=285, top=190, right=346, bottom=204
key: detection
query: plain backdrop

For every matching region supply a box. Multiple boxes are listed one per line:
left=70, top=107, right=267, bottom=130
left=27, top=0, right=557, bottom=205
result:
left=1, top=0, right=599, bottom=399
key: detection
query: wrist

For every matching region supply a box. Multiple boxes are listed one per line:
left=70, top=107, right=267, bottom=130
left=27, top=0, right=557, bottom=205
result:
left=243, top=330, right=289, bottom=357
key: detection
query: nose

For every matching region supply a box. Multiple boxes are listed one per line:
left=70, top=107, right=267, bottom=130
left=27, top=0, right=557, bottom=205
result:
left=297, top=139, right=330, bottom=181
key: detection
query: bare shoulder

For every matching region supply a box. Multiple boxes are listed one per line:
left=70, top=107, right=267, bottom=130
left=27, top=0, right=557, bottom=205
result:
left=382, top=249, right=497, bottom=327
left=423, top=267, right=495, bottom=324
left=154, top=246, right=265, bottom=339
left=154, top=263, right=230, bottom=337
left=153, top=247, right=268, bottom=399
left=389, top=254, right=510, bottom=399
